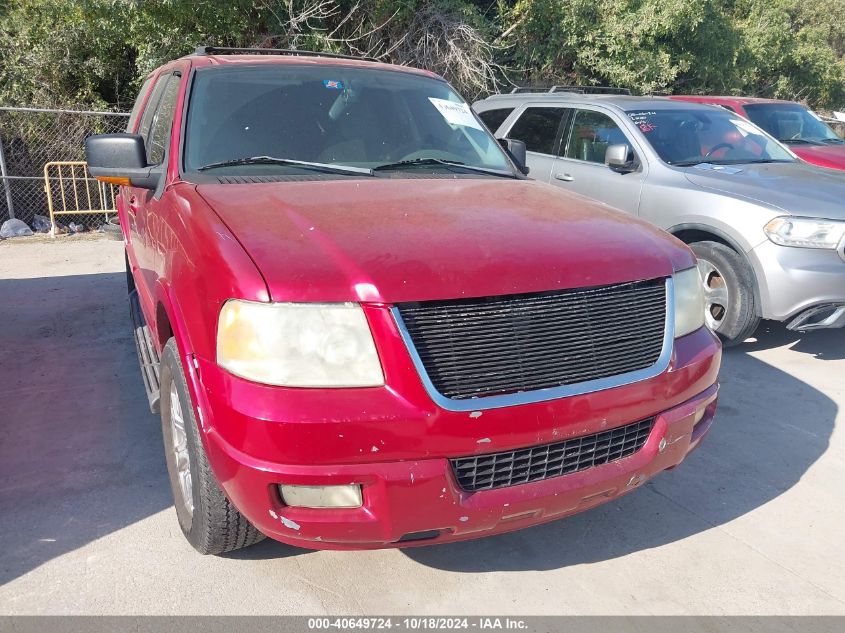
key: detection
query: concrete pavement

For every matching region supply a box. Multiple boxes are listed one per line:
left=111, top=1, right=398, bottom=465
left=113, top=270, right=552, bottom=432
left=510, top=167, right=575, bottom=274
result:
left=0, top=237, right=843, bottom=615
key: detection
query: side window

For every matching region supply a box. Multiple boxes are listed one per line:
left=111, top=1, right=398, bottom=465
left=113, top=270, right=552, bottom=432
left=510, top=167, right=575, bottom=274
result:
left=478, top=108, right=514, bottom=134
left=126, top=77, right=154, bottom=133
left=146, top=74, right=182, bottom=165
left=136, top=74, right=171, bottom=143
left=564, top=109, right=629, bottom=164
left=507, top=107, right=567, bottom=155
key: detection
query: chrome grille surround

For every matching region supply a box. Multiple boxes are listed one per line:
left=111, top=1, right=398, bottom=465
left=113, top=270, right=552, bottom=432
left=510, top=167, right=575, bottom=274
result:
left=392, top=277, right=674, bottom=412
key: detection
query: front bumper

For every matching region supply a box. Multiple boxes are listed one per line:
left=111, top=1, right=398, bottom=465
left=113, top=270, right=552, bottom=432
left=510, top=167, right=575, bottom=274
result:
left=750, top=239, right=845, bottom=324
left=192, top=326, right=721, bottom=549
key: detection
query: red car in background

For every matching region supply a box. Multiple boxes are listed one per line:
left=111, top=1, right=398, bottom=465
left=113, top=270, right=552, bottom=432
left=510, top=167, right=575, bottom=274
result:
left=669, top=96, right=845, bottom=171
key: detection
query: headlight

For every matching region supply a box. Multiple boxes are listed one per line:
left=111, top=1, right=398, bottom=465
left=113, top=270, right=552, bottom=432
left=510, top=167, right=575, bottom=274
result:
left=764, top=216, right=845, bottom=249
left=216, top=300, right=384, bottom=387
left=673, top=267, right=705, bottom=337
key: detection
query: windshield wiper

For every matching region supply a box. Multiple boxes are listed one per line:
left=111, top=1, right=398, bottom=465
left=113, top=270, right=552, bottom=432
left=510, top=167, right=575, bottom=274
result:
left=819, top=138, right=845, bottom=145
left=778, top=138, right=818, bottom=145
left=373, top=157, right=516, bottom=178
left=670, top=159, right=711, bottom=167
left=672, top=158, right=789, bottom=167
left=197, top=156, right=373, bottom=176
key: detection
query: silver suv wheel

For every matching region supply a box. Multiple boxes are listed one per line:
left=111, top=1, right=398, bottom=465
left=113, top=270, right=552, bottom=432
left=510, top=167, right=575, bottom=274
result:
left=697, top=258, right=729, bottom=331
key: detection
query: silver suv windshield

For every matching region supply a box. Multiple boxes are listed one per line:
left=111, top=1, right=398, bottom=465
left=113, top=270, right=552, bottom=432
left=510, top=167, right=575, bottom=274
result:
left=184, top=65, right=513, bottom=175
left=627, top=107, right=795, bottom=166
left=743, top=103, right=843, bottom=146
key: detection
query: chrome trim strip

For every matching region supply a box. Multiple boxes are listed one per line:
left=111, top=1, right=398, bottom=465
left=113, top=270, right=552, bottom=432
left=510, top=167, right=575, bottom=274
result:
left=391, top=278, right=675, bottom=412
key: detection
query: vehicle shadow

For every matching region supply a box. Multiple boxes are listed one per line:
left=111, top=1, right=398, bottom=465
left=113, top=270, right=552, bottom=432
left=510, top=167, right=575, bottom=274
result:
left=741, top=320, right=845, bottom=360
left=402, top=325, right=838, bottom=572
left=0, top=272, right=836, bottom=577
left=0, top=272, right=175, bottom=586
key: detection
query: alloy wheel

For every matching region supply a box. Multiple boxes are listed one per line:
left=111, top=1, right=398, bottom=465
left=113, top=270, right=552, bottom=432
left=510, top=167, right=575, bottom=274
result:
left=169, top=381, right=194, bottom=516
left=697, top=258, right=729, bottom=331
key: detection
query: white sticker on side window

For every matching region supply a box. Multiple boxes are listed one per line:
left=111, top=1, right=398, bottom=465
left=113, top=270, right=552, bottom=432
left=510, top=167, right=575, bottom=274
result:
left=429, top=98, right=483, bottom=130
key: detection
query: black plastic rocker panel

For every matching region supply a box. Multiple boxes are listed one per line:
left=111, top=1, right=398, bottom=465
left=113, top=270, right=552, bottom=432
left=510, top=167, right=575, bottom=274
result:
left=129, top=289, right=161, bottom=413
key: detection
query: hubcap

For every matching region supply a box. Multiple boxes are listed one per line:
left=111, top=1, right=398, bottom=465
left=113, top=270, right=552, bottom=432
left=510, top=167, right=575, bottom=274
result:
left=697, top=259, right=729, bottom=331
left=169, top=381, right=193, bottom=515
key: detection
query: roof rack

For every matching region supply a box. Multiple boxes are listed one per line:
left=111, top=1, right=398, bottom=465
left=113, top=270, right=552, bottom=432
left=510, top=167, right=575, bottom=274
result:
left=192, top=46, right=377, bottom=63
left=509, top=85, right=632, bottom=95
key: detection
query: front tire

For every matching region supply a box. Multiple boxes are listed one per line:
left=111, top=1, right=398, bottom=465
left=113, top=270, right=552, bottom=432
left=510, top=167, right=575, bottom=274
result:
left=690, top=241, right=760, bottom=347
left=159, top=338, right=265, bottom=554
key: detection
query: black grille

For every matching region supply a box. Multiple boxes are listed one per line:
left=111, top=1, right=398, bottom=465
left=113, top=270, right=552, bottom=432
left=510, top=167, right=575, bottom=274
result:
left=397, top=279, right=666, bottom=400
left=451, top=418, right=654, bottom=492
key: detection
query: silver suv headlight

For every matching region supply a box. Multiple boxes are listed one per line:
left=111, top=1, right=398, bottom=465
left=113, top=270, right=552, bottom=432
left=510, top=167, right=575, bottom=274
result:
left=764, top=216, right=845, bottom=249
left=217, top=300, right=384, bottom=387
left=673, top=267, right=705, bottom=337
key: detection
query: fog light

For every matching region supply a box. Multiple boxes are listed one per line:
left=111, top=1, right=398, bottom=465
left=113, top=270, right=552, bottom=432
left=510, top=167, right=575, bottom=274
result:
left=279, top=484, right=362, bottom=508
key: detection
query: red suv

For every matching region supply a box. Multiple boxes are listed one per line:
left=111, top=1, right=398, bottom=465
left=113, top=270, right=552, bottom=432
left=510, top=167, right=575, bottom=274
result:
left=670, top=95, right=845, bottom=170
left=85, top=47, right=721, bottom=554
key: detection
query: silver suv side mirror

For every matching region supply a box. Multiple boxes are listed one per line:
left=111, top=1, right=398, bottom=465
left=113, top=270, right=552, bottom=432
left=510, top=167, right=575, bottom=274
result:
left=605, top=144, right=637, bottom=173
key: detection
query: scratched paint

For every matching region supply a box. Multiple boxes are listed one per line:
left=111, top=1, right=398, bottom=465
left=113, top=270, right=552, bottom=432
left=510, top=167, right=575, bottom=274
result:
left=280, top=516, right=301, bottom=530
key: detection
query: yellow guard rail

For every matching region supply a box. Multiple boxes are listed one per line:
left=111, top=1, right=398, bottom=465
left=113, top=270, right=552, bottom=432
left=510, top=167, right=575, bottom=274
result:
left=43, top=161, right=118, bottom=236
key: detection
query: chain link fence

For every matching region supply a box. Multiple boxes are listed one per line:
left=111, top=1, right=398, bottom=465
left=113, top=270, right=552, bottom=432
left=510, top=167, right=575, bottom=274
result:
left=0, top=107, right=129, bottom=232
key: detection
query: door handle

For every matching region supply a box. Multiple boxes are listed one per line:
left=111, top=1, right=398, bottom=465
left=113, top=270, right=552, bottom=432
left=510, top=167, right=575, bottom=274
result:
left=127, top=195, right=139, bottom=214
left=555, top=172, right=574, bottom=182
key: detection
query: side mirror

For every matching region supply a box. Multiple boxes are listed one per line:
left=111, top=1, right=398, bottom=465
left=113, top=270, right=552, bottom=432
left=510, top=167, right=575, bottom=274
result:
left=498, top=138, right=530, bottom=175
left=605, top=143, right=637, bottom=173
left=85, top=134, right=163, bottom=190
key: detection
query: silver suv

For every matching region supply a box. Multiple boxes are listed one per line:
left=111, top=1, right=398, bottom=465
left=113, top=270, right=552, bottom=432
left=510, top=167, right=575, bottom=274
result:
left=473, top=89, right=845, bottom=345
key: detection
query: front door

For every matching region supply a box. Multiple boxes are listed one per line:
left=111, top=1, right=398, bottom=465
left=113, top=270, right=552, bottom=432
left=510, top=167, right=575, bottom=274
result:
left=550, top=107, right=646, bottom=216
left=127, top=71, right=182, bottom=312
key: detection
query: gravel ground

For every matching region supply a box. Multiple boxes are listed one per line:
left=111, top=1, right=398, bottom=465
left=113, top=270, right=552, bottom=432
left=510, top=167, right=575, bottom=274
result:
left=1, top=236, right=843, bottom=615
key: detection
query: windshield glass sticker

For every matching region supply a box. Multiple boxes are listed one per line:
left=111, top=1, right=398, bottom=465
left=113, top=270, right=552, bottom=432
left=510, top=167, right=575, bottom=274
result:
left=429, top=98, right=483, bottom=130
left=628, top=111, right=657, bottom=133
left=323, top=79, right=344, bottom=89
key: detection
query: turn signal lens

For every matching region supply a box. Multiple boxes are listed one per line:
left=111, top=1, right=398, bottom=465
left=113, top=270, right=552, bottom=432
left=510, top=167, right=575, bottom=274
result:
left=95, top=176, right=132, bottom=186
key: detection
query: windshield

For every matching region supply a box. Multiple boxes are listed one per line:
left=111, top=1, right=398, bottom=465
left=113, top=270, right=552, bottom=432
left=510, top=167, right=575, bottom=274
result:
left=627, top=108, right=794, bottom=166
left=743, top=103, right=843, bottom=145
left=184, top=65, right=512, bottom=175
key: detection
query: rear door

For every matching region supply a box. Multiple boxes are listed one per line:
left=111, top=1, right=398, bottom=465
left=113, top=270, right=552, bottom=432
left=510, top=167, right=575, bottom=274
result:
left=550, top=107, right=646, bottom=215
left=502, top=106, right=570, bottom=182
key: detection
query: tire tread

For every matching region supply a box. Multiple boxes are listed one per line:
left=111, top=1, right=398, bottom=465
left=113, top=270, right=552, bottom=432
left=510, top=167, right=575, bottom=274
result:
left=691, top=240, right=760, bottom=347
left=161, top=338, right=265, bottom=555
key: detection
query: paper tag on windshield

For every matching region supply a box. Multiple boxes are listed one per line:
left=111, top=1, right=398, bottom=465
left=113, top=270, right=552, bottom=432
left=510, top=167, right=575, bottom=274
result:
left=429, top=98, right=483, bottom=130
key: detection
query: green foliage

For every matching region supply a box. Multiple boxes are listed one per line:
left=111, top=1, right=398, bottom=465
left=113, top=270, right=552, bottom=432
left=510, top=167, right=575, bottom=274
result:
left=1, top=0, right=844, bottom=109
left=502, top=0, right=845, bottom=107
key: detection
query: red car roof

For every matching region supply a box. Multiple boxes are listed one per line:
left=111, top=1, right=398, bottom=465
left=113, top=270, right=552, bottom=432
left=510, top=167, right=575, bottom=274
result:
left=185, top=53, right=440, bottom=81
left=669, top=95, right=800, bottom=107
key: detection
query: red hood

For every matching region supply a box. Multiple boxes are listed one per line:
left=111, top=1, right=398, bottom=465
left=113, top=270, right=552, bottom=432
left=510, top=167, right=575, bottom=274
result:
left=792, top=145, right=845, bottom=170
left=197, top=178, right=693, bottom=303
